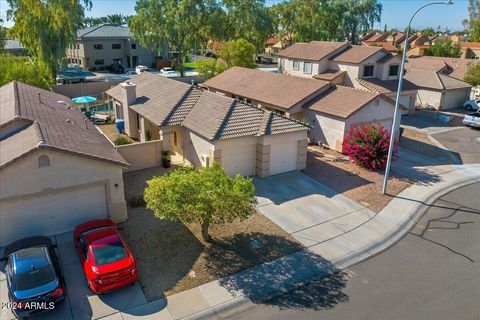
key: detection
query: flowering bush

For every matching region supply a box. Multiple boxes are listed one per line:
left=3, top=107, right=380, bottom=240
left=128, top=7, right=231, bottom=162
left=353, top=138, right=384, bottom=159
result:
left=342, top=125, right=397, bottom=170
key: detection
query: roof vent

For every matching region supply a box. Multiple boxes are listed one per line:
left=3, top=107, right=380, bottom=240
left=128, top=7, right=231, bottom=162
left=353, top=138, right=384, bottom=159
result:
left=14, top=114, right=21, bottom=119
left=57, top=100, right=72, bottom=110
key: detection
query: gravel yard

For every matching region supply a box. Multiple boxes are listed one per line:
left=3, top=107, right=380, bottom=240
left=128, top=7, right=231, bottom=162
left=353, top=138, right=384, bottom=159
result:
left=119, top=168, right=303, bottom=301
left=303, top=146, right=412, bottom=213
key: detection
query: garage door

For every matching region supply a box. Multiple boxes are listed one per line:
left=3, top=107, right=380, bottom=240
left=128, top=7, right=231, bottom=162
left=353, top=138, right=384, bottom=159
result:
left=442, top=89, right=469, bottom=110
left=0, top=185, right=108, bottom=246
left=221, top=145, right=255, bottom=176
left=270, top=142, right=298, bottom=176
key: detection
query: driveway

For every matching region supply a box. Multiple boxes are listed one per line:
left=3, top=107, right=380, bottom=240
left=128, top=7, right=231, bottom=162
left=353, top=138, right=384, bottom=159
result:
left=254, top=172, right=375, bottom=248
left=0, top=233, right=147, bottom=320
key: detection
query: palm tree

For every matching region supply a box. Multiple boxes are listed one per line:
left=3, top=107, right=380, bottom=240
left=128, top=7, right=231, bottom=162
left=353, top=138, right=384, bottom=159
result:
left=105, top=14, right=127, bottom=26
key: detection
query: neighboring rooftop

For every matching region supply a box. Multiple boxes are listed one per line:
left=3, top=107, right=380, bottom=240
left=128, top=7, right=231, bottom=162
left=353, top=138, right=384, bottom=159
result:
left=105, top=73, right=308, bottom=141
left=77, top=24, right=132, bottom=39
left=357, top=77, right=417, bottom=94
left=313, top=69, right=346, bottom=81
left=203, top=67, right=330, bottom=110
left=403, top=70, right=472, bottom=90
left=276, top=41, right=348, bottom=61
left=331, top=45, right=385, bottom=64
left=363, top=33, right=390, bottom=43
left=406, top=56, right=475, bottom=80
left=0, top=81, right=128, bottom=168
left=304, top=85, right=382, bottom=119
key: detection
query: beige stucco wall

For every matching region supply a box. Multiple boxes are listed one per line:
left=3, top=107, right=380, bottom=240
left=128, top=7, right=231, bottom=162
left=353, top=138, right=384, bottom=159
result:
left=184, top=129, right=215, bottom=168
left=345, top=99, right=397, bottom=135
left=415, top=89, right=443, bottom=109
left=303, top=109, right=346, bottom=151
left=282, top=59, right=327, bottom=78
left=442, top=88, right=471, bottom=110
left=0, top=149, right=127, bottom=221
left=116, top=140, right=162, bottom=172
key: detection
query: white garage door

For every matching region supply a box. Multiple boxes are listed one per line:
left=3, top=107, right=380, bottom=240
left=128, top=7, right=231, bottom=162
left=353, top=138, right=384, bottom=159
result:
left=442, top=89, right=469, bottom=110
left=0, top=185, right=108, bottom=246
left=221, top=145, right=255, bottom=177
left=270, top=142, right=298, bottom=176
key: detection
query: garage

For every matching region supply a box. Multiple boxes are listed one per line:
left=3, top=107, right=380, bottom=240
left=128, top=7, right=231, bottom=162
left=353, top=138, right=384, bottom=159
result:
left=0, top=185, right=108, bottom=245
left=270, top=142, right=298, bottom=176
left=442, top=89, right=470, bottom=110
left=220, top=145, right=256, bottom=177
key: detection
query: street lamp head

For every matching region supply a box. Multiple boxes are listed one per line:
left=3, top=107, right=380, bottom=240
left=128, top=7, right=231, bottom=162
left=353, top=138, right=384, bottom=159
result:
left=445, top=0, right=453, bottom=4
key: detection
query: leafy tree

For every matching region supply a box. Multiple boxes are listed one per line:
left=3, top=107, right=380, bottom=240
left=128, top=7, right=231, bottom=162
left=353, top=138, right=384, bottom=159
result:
left=144, top=163, right=256, bottom=242
left=464, top=0, right=480, bottom=41
left=105, top=14, right=127, bottom=26
left=342, top=125, right=396, bottom=171
left=215, top=39, right=256, bottom=69
left=0, top=20, right=5, bottom=49
left=0, top=54, right=50, bottom=89
left=6, top=0, right=91, bottom=82
left=338, top=0, right=383, bottom=44
left=464, top=62, right=480, bottom=85
left=425, top=39, right=461, bottom=58
left=196, top=57, right=227, bottom=79
left=129, top=0, right=216, bottom=71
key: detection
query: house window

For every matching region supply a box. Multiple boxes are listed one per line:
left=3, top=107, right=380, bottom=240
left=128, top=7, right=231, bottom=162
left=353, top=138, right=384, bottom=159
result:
left=388, top=64, right=399, bottom=77
left=112, top=43, right=121, bottom=49
left=246, top=99, right=251, bottom=103
left=293, top=60, right=300, bottom=70
left=76, top=44, right=80, bottom=49
left=93, top=44, right=103, bottom=50
left=94, top=59, right=105, bottom=65
left=303, top=62, right=312, bottom=74
left=131, top=43, right=136, bottom=49
left=363, top=65, right=374, bottom=77
left=173, top=131, right=178, bottom=146
left=38, top=155, right=50, bottom=168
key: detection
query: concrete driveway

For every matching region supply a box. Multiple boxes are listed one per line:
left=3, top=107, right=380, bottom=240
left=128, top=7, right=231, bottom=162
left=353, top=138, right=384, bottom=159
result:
left=432, top=127, right=480, bottom=164
left=0, top=233, right=147, bottom=320
left=254, top=172, right=375, bottom=248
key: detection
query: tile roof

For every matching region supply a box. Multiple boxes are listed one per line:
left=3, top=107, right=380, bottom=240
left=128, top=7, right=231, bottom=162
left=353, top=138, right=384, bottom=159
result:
left=357, top=77, right=417, bottom=94
left=77, top=24, right=132, bottom=39
left=0, top=81, right=128, bottom=168
left=330, top=45, right=384, bottom=64
left=460, top=42, right=480, bottom=48
left=313, top=69, right=346, bottom=81
left=276, top=41, right=348, bottom=61
left=364, top=33, right=390, bottom=42
left=368, top=42, right=398, bottom=52
left=0, top=122, right=42, bottom=167
left=304, top=85, right=384, bottom=118
left=406, top=56, right=475, bottom=80
left=106, top=74, right=308, bottom=141
left=376, top=52, right=399, bottom=63
left=403, top=70, right=472, bottom=90
left=203, top=67, right=330, bottom=110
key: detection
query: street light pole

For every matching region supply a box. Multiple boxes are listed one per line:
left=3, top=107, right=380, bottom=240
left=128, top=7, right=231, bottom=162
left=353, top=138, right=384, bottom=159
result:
left=382, top=0, right=453, bottom=195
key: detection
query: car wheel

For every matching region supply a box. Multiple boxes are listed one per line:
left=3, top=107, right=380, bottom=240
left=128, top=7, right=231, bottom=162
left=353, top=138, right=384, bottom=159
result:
left=465, top=104, right=473, bottom=111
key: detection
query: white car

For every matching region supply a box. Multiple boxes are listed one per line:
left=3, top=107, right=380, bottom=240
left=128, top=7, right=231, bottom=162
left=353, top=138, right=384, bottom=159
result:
left=160, top=67, right=177, bottom=76
left=463, top=99, right=480, bottom=111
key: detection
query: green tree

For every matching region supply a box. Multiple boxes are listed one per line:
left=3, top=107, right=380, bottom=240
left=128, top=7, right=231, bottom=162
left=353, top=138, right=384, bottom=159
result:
left=144, top=163, right=256, bottom=242
left=196, top=57, right=227, bottom=79
left=0, top=54, right=50, bottom=89
left=338, top=0, right=383, bottom=44
left=464, top=62, right=480, bottom=85
left=105, top=14, right=127, bottom=26
left=6, top=0, right=91, bottom=82
left=216, top=39, right=256, bottom=69
left=464, top=0, right=480, bottom=41
left=0, top=19, right=5, bottom=49
left=425, top=39, right=462, bottom=58
left=129, top=0, right=216, bottom=71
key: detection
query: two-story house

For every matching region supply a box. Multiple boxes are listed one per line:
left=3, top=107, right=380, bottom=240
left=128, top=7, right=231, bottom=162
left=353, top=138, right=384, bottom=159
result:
left=277, top=41, right=417, bottom=114
left=65, top=24, right=165, bottom=70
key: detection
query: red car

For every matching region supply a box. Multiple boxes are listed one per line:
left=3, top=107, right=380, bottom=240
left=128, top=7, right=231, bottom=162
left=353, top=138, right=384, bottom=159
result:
left=73, top=219, right=137, bottom=293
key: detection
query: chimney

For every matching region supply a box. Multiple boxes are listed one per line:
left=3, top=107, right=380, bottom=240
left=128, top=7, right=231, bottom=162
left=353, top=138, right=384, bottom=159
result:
left=121, top=81, right=137, bottom=106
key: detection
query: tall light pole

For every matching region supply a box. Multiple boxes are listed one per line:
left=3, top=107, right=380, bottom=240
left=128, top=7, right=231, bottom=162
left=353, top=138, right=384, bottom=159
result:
left=382, top=0, right=453, bottom=195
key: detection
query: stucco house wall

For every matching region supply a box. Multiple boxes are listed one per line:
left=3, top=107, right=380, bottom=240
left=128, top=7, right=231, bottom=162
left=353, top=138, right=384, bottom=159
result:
left=303, top=109, right=346, bottom=151
left=415, top=89, right=443, bottom=109
left=0, top=149, right=128, bottom=221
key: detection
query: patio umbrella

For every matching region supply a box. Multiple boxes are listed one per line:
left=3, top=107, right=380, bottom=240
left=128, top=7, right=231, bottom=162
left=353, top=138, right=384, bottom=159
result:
left=72, top=96, right=97, bottom=104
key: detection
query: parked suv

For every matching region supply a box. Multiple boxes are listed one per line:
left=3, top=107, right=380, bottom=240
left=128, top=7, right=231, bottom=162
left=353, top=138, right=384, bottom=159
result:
left=107, top=63, right=126, bottom=74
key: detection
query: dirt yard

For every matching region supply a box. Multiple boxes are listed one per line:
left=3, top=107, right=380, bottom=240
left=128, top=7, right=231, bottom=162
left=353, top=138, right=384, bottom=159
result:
left=119, top=169, right=303, bottom=301
left=97, top=124, right=135, bottom=145
left=304, top=146, right=412, bottom=213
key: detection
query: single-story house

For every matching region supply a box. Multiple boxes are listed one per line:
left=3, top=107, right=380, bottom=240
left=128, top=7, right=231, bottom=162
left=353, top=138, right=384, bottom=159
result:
left=0, top=81, right=128, bottom=246
left=202, top=67, right=402, bottom=152
left=105, top=72, right=309, bottom=178
left=403, top=70, right=472, bottom=110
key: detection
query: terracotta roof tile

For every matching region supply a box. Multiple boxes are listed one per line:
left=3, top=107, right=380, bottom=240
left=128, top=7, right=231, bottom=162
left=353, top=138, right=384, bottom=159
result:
left=330, top=45, right=384, bottom=63
left=276, top=41, right=348, bottom=61
left=403, top=70, right=471, bottom=90
left=313, top=69, right=346, bottom=81
left=0, top=81, right=128, bottom=168
left=357, top=78, right=417, bottom=94
left=203, top=67, right=329, bottom=110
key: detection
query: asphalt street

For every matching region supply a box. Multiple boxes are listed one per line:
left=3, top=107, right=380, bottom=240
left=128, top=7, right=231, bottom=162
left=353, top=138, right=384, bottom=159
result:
left=228, top=182, right=480, bottom=320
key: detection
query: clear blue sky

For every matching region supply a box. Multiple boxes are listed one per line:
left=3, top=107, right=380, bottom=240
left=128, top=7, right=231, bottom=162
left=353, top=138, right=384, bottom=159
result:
left=0, top=0, right=468, bottom=31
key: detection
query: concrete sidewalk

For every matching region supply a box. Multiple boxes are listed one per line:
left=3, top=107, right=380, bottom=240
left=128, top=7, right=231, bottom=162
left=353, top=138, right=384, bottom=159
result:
left=92, top=162, right=480, bottom=320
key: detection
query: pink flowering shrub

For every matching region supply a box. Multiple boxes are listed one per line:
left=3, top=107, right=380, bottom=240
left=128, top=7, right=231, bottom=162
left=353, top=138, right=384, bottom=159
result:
left=342, top=125, right=397, bottom=170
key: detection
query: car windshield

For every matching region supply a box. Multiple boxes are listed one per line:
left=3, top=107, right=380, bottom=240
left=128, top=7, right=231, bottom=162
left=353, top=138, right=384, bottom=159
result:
left=92, top=241, right=127, bottom=265
left=13, top=247, right=56, bottom=291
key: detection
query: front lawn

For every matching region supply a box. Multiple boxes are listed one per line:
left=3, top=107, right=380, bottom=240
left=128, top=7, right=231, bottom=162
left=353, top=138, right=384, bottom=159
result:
left=182, top=61, right=199, bottom=69
left=119, top=168, right=303, bottom=301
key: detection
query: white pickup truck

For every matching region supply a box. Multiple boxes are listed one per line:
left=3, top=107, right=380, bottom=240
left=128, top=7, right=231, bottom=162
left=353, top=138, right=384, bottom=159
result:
left=463, top=110, right=480, bottom=128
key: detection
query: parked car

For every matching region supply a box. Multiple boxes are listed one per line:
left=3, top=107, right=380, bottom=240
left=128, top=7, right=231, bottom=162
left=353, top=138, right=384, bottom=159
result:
left=1, top=236, right=66, bottom=319
left=73, top=219, right=137, bottom=294
left=126, top=70, right=138, bottom=76
left=56, top=67, right=95, bottom=84
left=159, top=67, right=177, bottom=76
left=463, top=99, right=480, bottom=111
left=107, top=63, right=126, bottom=74
left=463, top=110, right=480, bottom=128
left=135, top=65, right=148, bottom=74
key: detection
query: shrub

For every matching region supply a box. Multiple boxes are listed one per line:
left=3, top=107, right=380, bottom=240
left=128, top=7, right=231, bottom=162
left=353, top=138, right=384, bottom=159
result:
left=114, top=135, right=133, bottom=146
left=342, top=125, right=397, bottom=170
